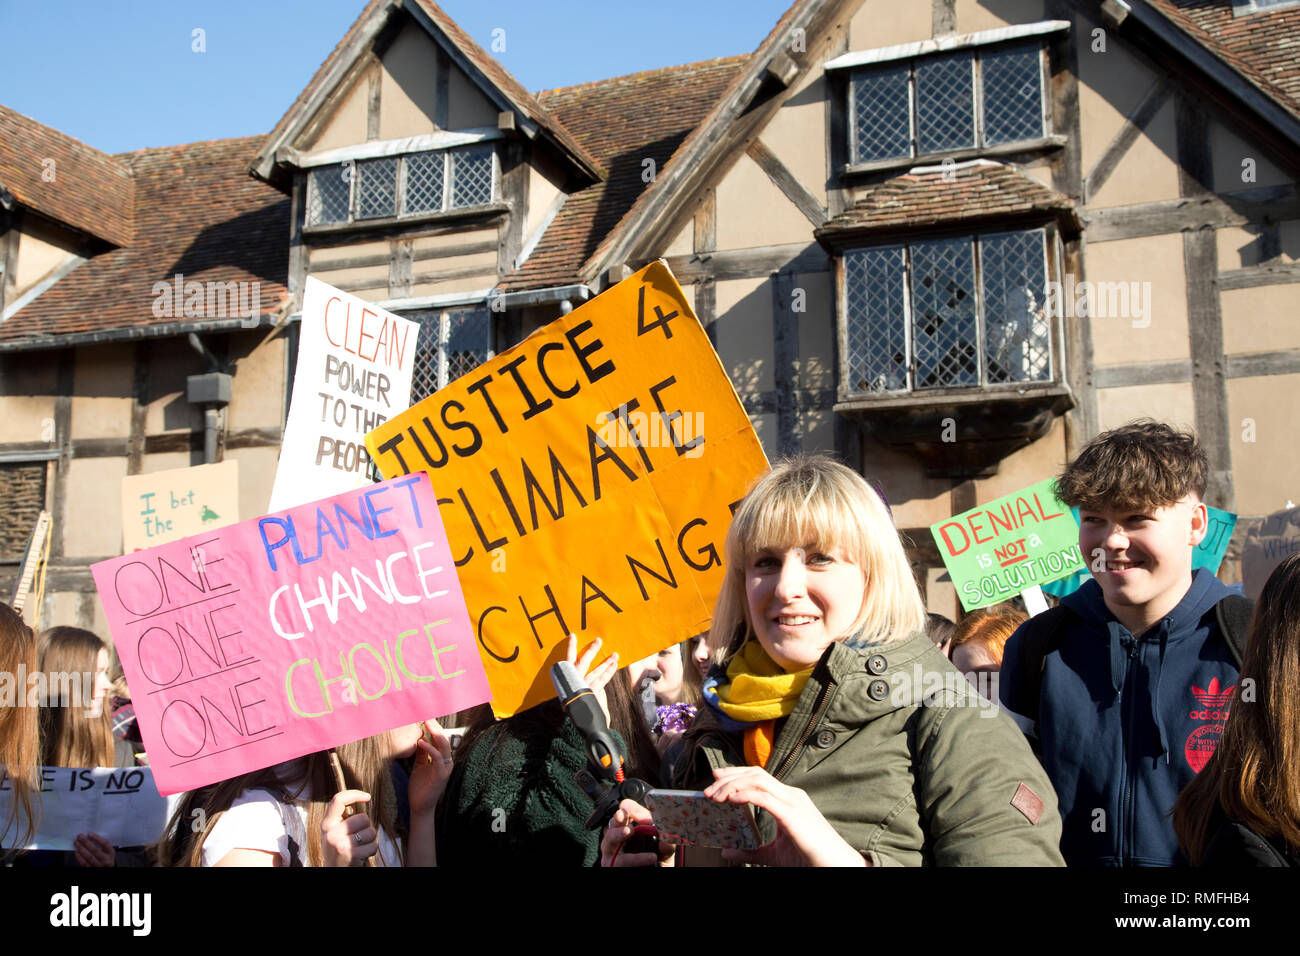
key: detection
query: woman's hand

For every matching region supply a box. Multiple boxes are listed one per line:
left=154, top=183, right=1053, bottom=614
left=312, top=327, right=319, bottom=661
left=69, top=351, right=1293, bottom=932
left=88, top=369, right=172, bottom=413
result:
left=600, top=798, right=675, bottom=867
left=408, top=719, right=454, bottom=820
left=704, top=767, right=867, bottom=867
left=322, top=789, right=379, bottom=867
left=565, top=633, right=618, bottom=724
left=73, top=832, right=115, bottom=867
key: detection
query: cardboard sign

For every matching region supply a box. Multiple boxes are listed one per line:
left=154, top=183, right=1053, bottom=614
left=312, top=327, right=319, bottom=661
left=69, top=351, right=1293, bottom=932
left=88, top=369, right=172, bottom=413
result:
left=269, top=277, right=420, bottom=513
left=1242, top=505, right=1300, bottom=599
left=1041, top=503, right=1238, bottom=599
left=0, top=766, right=179, bottom=850
left=91, top=474, right=491, bottom=795
left=365, top=262, right=768, bottom=717
left=931, top=478, right=1083, bottom=612
left=121, top=461, right=239, bottom=553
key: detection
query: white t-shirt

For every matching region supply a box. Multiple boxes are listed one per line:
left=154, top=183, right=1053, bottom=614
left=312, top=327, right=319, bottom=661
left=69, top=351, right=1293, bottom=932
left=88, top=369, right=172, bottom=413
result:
left=201, top=786, right=401, bottom=867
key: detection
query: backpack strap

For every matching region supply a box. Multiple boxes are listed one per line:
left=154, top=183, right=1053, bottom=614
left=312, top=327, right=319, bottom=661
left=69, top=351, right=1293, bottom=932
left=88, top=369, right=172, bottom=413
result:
left=1213, top=595, right=1254, bottom=670
left=1009, top=604, right=1076, bottom=725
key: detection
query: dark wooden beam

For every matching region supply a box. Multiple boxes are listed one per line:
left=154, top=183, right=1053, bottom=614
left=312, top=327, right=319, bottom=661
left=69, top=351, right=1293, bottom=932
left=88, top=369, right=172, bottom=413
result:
left=0, top=217, right=20, bottom=315
left=664, top=243, right=829, bottom=283
left=773, top=271, right=799, bottom=456
left=310, top=238, right=498, bottom=273
left=330, top=262, right=497, bottom=294
left=1224, top=350, right=1300, bottom=379
left=746, top=139, right=826, bottom=227
left=1093, top=359, right=1192, bottom=389
left=50, top=349, right=73, bottom=561
left=435, top=45, right=450, bottom=129
left=1083, top=79, right=1169, bottom=203
left=1177, top=93, right=1233, bottom=512
left=694, top=278, right=717, bottom=348
left=932, top=0, right=957, bottom=37
left=127, top=341, right=149, bottom=475
left=389, top=238, right=413, bottom=299
left=499, top=140, right=528, bottom=277
left=366, top=61, right=382, bottom=141
left=825, top=27, right=850, bottom=219
left=288, top=173, right=308, bottom=309
left=1217, top=261, right=1300, bottom=291
left=225, top=427, right=286, bottom=450
left=693, top=187, right=716, bottom=256
left=1086, top=185, right=1300, bottom=242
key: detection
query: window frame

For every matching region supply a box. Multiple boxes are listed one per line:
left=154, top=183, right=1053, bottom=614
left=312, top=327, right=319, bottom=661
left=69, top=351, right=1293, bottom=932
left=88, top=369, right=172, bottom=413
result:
left=306, top=144, right=499, bottom=228
left=837, top=223, right=1063, bottom=400
left=405, top=305, right=496, bottom=400
left=845, top=40, right=1051, bottom=170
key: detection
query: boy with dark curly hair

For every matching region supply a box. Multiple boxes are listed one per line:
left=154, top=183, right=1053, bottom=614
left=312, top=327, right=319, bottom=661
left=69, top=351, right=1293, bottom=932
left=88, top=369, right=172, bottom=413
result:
left=1001, top=420, right=1249, bottom=866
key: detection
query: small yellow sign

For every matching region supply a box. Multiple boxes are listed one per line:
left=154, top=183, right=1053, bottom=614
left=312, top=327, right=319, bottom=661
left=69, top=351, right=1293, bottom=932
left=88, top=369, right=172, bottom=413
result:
left=365, top=262, right=768, bottom=716
left=121, top=460, right=239, bottom=553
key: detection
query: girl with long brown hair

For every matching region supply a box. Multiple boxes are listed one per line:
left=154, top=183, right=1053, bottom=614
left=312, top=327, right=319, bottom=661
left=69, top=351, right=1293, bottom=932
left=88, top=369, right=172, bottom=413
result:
left=1, top=603, right=40, bottom=858
left=156, top=721, right=452, bottom=867
left=1174, top=552, right=1300, bottom=866
left=36, top=627, right=119, bottom=769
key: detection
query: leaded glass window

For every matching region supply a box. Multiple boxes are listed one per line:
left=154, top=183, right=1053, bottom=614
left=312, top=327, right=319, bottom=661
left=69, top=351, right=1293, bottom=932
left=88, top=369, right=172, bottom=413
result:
left=842, top=228, right=1051, bottom=393
left=848, top=42, right=1046, bottom=165
left=306, top=144, right=495, bottom=227
left=409, top=307, right=493, bottom=402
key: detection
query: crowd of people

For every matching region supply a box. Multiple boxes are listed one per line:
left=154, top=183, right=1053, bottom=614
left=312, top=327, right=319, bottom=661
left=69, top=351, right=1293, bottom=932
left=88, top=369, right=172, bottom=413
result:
left=2, top=419, right=1298, bottom=867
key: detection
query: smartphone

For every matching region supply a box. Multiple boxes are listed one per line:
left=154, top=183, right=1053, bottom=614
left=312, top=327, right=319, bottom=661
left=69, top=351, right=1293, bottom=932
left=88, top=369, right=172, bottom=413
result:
left=646, top=788, right=761, bottom=850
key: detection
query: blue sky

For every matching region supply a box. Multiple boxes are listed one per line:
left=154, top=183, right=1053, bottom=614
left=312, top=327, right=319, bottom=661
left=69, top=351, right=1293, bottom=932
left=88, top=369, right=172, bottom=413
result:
left=0, top=0, right=793, bottom=154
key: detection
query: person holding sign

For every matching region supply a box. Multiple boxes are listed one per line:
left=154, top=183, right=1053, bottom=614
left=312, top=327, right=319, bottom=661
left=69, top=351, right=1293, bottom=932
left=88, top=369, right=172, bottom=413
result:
left=19, top=627, right=143, bottom=867
left=1000, top=421, right=1251, bottom=866
left=602, top=457, right=1063, bottom=866
left=155, top=720, right=452, bottom=866
left=0, top=603, right=40, bottom=860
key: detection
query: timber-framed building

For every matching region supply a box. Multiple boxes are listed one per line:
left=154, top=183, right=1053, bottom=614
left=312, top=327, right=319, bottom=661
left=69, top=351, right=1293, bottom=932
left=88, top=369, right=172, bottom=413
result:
left=2, top=0, right=1298, bottom=628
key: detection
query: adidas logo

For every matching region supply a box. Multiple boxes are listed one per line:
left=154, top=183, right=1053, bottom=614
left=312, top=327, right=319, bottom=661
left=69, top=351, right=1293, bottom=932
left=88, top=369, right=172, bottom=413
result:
left=1190, top=677, right=1235, bottom=708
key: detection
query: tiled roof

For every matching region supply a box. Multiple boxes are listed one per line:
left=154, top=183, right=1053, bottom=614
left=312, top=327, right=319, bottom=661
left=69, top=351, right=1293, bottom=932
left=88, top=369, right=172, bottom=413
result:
left=814, top=161, right=1078, bottom=241
left=1, top=137, right=289, bottom=347
left=0, top=104, right=134, bottom=247
left=1147, top=0, right=1300, bottom=119
left=499, top=56, right=746, bottom=291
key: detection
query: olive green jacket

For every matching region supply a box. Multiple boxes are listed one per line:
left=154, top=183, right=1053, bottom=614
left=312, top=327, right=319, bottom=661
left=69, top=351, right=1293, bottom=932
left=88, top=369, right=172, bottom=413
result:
left=683, top=630, right=1065, bottom=866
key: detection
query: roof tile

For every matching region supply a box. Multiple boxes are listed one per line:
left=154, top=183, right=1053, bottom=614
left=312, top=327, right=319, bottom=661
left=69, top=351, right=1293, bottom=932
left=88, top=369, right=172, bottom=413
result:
left=2, top=137, right=288, bottom=347
left=0, top=104, right=134, bottom=247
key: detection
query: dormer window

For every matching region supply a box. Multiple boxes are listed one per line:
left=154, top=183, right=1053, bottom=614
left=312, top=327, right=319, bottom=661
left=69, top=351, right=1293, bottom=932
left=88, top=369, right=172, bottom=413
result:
left=849, top=42, right=1046, bottom=166
left=306, top=144, right=496, bottom=227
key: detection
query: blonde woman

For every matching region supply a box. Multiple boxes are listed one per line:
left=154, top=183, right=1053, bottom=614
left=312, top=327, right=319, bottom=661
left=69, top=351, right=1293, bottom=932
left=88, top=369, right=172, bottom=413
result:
left=603, top=456, right=1064, bottom=866
left=156, top=722, right=452, bottom=867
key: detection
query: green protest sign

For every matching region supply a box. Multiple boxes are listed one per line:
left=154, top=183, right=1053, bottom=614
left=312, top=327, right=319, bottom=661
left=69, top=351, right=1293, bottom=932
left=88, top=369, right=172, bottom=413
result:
left=931, top=478, right=1084, bottom=612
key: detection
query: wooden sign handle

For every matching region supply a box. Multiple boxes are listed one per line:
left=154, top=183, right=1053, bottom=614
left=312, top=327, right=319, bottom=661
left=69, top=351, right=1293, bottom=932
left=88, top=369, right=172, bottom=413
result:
left=328, top=750, right=376, bottom=867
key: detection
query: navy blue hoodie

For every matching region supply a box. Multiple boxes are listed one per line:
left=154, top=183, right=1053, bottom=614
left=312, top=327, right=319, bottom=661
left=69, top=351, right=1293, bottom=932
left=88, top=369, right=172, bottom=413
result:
left=1001, top=568, right=1239, bottom=866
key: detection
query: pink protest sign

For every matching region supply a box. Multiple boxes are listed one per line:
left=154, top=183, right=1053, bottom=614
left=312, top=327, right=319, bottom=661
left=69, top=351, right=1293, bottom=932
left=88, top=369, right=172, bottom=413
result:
left=91, top=473, right=491, bottom=795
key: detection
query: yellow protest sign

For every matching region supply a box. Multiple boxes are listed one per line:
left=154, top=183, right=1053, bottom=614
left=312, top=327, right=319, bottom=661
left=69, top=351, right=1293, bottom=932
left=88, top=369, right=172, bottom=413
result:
left=121, top=460, right=239, bottom=553
left=365, top=262, right=768, bottom=716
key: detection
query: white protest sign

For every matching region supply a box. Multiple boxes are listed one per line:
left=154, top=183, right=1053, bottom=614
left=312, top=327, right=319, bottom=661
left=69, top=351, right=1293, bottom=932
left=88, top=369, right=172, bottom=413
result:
left=0, top=766, right=180, bottom=850
left=269, top=277, right=419, bottom=512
